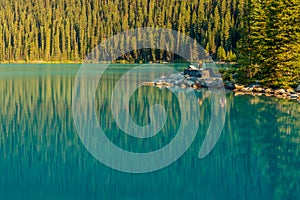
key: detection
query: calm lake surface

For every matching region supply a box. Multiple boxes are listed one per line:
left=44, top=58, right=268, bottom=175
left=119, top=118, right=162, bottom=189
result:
left=0, top=64, right=299, bottom=199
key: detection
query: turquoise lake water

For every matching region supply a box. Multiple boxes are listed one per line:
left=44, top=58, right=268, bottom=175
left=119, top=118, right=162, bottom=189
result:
left=0, top=64, right=299, bottom=199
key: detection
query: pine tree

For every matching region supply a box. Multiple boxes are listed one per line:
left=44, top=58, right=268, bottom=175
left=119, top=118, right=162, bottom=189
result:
left=237, top=0, right=300, bottom=87
left=217, top=46, right=226, bottom=61
left=260, top=0, right=300, bottom=87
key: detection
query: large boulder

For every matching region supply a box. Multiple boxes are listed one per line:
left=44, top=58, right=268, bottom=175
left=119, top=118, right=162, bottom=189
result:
left=275, top=89, right=286, bottom=95
left=234, top=84, right=245, bottom=90
left=253, top=86, right=264, bottom=92
left=286, top=88, right=295, bottom=93
left=296, top=84, right=300, bottom=92
left=186, top=80, right=195, bottom=86
left=265, top=88, right=274, bottom=94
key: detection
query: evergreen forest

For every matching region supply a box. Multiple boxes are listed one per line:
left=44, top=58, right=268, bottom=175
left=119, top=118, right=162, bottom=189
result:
left=0, top=0, right=299, bottom=87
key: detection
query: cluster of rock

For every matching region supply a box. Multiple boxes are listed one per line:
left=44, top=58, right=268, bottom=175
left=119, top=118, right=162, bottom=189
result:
left=142, top=71, right=300, bottom=102
left=142, top=72, right=223, bottom=90
left=233, top=84, right=300, bottom=101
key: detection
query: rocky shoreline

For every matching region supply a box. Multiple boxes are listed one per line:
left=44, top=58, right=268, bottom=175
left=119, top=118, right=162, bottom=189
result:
left=142, top=72, right=300, bottom=102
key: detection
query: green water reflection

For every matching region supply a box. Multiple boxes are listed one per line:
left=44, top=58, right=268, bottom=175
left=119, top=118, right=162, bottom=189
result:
left=0, top=64, right=299, bottom=199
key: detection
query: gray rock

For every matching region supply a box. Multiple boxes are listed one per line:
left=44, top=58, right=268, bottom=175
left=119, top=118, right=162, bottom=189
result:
left=186, top=80, right=195, bottom=86
left=142, top=81, right=154, bottom=86
left=290, top=94, right=298, bottom=99
left=286, top=88, right=295, bottom=93
left=161, top=81, right=172, bottom=86
left=169, top=73, right=183, bottom=79
left=265, top=88, right=274, bottom=93
left=234, top=84, right=245, bottom=90
left=165, top=78, right=172, bottom=83
left=296, top=84, right=300, bottom=92
left=253, top=86, right=263, bottom=92
left=241, top=87, right=253, bottom=92
left=174, top=80, right=183, bottom=85
left=275, top=89, right=286, bottom=95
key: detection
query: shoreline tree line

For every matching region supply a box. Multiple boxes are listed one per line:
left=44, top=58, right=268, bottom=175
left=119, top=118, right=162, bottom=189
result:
left=0, top=0, right=299, bottom=87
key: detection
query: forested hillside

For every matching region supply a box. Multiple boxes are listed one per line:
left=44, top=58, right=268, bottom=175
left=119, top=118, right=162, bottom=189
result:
left=0, top=0, right=245, bottom=62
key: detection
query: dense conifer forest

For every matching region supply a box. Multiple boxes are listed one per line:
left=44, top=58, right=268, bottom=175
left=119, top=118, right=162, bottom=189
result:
left=0, top=0, right=244, bottom=62
left=238, top=0, right=300, bottom=87
left=0, top=0, right=299, bottom=87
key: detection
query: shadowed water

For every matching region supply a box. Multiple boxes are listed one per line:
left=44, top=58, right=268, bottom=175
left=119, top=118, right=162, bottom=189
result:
left=0, top=64, right=299, bottom=199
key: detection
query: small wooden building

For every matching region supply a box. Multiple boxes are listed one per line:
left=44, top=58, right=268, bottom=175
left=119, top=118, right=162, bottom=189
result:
left=183, top=69, right=202, bottom=77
